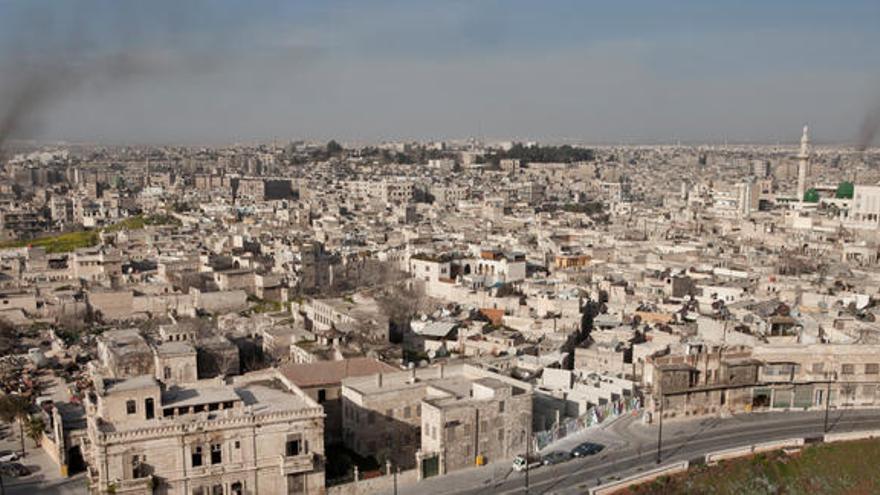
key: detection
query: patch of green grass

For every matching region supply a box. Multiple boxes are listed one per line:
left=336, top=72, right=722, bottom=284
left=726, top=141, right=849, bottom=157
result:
left=251, top=298, right=285, bottom=313
left=0, top=230, right=101, bottom=253
left=103, top=216, right=146, bottom=232
left=627, top=439, right=880, bottom=495
left=0, top=213, right=182, bottom=253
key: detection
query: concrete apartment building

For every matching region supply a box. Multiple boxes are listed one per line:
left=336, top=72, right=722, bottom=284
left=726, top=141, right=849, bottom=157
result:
left=340, top=363, right=532, bottom=477
left=346, top=179, right=415, bottom=205
left=71, top=247, right=124, bottom=283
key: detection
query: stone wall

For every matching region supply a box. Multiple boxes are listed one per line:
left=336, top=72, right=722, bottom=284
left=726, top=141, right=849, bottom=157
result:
left=194, top=289, right=248, bottom=314
left=327, top=468, right=418, bottom=495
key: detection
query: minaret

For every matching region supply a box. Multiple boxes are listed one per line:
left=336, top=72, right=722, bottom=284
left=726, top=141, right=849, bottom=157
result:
left=796, top=125, right=810, bottom=202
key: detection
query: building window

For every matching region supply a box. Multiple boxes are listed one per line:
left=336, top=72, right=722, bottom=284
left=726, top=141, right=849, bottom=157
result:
left=842, top=364, right=855, bottom=375
left=126, top=400, right=137, bottom=415
left=192, top=488, right=205, bottom=495
left=317, top=389, right=326, bottom=403
left=191, top=446, right=203, bottom=467
left=404, top=406, right=411, bottom=419
left=211, top=443, right=222, bottom=464
left=145, top=398, right=155, bottom=420
left=231, top=482, right=243, bottom=495
left=211, top=485, right=223, bottom=495
left=812, top=363, right=824, bottom=374
left=867, top=364, right=879, bottom=375
left=499, top=401, right=505, bottom=413
left=234, top=440, right=240, bottom=449
left=164, top=366, right=172, bottom=380
left=286, top=435, right=302, bottom=456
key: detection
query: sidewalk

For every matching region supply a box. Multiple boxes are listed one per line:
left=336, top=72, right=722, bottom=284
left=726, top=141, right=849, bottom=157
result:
left=0, top=423, right=86, bottom=495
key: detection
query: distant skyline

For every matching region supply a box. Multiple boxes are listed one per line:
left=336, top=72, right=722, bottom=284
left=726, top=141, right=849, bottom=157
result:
left=1, top=0, right=879, bottom=146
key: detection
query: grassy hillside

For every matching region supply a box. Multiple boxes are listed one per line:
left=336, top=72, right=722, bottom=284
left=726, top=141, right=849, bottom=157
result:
left=623, top=439, right=880, bottom=495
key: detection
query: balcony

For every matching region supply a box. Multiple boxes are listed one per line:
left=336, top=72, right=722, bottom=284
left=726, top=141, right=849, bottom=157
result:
left=107, top=475, right=154, bottom=494
left=278, top=453, right=315, bottom=475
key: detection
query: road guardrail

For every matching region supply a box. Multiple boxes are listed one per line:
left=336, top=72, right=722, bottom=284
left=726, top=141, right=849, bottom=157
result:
left=588, top=461, right=689, bottom=495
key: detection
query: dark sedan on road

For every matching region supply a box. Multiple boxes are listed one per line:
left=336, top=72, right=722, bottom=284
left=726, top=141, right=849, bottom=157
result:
left=541, top=450, right=572, bottom=465
left=570, top=442, right=605, bottom=458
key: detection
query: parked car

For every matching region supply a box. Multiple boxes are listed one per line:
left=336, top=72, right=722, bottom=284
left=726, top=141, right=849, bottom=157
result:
left=0, top=452, right=19, bottom=463
left=0, top=462, right=30, bottom=477
left=570, top=442, right=605, bottom=458
left=512, top=454, right=543, bottom=472
left=541, top=450, right=572, bottom=465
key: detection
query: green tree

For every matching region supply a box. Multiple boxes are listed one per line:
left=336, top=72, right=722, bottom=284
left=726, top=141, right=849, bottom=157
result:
left=326, top=140, right=344, bottom=155
left=26, top=415, right=45, bottom=447
left=0, top=394, right=31, bottom=455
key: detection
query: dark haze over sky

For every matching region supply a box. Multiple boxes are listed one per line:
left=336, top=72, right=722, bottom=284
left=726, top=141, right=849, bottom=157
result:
left=1, top=0, right=879, bottom=146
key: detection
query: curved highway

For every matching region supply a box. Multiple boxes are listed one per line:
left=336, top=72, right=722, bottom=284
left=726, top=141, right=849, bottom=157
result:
left=399, top=408, right=880, bottom=495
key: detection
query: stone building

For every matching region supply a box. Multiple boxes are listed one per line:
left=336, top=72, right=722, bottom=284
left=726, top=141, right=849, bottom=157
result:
left=340, top=363, right=532, bottom=476
left=281, top=358, right=397, bottom=446
left=648, top=343, right=880, bottom=420
left=648, top=344, right=760, bottom=419
left=96, top=329, right=155, bottom=379
left=420, top=376, right=531, bottom=474
left=84, top=369, right=325, bottom=495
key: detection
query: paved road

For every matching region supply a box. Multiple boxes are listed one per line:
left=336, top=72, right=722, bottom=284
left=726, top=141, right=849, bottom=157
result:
left=395, top=407, right=880, bottom=495
left=0, top=419, right=88, bottom=495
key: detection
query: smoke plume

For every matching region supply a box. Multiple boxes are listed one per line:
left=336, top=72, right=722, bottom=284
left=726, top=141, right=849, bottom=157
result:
left=857, top=100, right=880, bottom=152
left=0, top=2, right=223, bottom=155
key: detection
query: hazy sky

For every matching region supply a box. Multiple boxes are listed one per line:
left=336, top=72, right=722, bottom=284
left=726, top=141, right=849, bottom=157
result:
left=1, top=0, right=879, bottom=145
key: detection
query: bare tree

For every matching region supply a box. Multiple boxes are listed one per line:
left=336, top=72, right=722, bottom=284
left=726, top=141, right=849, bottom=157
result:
left=377, top=281, right=426, bottom=344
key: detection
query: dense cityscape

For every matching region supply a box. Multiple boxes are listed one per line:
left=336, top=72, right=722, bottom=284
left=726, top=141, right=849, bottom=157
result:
left=2, top=1, right=880, bottom=495
left=0, top=131, right=879, bottom=494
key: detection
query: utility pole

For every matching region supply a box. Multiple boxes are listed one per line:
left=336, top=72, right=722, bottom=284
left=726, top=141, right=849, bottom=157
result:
left=393, top=466, right=399, bottom=495
left=656, top=394, right=664, bottom=464
left=824, top=372, right=836, bottom=433
left=525, top=425, right=530, bottom=495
